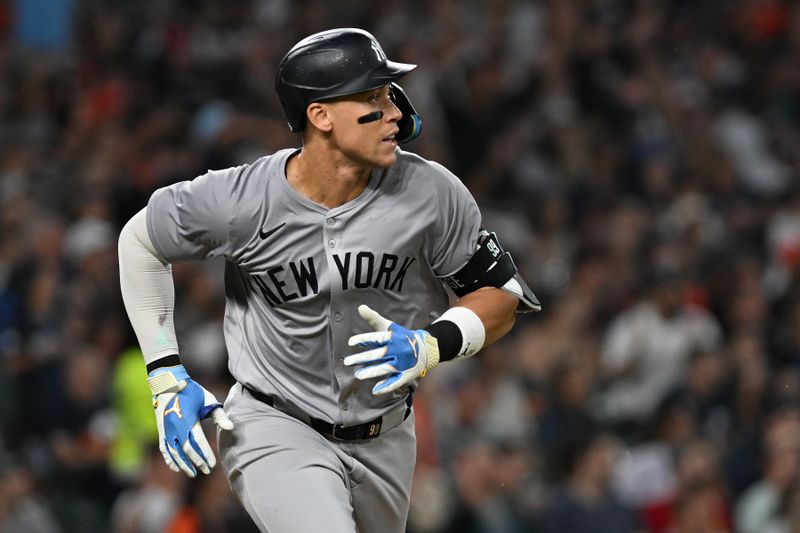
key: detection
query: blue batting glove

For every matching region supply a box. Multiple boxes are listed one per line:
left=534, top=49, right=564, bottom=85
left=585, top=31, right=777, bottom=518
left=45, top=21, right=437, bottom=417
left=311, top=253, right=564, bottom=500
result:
left=344, top=305, right=440, bottom=395
left=148, top=364, right=234, bottom=478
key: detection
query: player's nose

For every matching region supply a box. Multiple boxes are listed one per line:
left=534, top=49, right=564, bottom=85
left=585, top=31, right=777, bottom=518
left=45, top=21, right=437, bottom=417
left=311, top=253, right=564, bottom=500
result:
left=384, top=100, right=402, bottom=123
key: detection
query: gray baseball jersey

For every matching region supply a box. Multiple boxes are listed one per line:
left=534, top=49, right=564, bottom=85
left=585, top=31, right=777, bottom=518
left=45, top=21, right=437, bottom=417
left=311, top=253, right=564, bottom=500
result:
left=146, top=148, right=480, bottom=426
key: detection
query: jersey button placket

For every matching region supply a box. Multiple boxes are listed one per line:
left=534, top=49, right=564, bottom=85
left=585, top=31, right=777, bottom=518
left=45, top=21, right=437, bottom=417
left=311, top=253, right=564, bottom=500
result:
left=324, top=214, right=351, bottom=421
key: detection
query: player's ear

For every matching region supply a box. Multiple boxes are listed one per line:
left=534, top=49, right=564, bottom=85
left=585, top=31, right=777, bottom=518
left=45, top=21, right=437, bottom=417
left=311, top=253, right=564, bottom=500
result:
left=306, top=103, right=333, bottom=133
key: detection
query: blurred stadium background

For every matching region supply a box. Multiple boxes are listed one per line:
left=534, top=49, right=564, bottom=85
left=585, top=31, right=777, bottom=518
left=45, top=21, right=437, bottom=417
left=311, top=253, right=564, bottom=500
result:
left=2, top=0, right=800, bottom=531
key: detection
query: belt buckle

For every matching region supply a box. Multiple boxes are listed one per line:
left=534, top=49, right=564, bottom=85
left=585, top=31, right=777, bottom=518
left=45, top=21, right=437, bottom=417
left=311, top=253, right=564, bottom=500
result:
left=330, top=423, right=346, bottom=441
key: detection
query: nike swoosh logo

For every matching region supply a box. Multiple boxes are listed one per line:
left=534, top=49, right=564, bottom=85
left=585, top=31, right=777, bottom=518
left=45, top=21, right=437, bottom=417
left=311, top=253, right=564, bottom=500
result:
left=259, top=222, right=286, bottom=240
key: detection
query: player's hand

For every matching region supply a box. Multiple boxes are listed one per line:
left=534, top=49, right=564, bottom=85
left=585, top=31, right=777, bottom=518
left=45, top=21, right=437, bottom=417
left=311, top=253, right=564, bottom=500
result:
left=148, top=365, right=234, bottom=478
left=345, top=305, right=440, bottom=395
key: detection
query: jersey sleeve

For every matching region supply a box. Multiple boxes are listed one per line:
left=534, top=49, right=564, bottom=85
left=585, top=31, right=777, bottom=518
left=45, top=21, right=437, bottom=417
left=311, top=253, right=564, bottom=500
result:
left=427, top=161, right=482, bottom=278
left=146, top=165, right=248, bottom=262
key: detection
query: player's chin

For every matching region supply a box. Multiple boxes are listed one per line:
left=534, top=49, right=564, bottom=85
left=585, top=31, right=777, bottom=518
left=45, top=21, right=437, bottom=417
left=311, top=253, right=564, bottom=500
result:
left=373, top=142, right=398, bottom=167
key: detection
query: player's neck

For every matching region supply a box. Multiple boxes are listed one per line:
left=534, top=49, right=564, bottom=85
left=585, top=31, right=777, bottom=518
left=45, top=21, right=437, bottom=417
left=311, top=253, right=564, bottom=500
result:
left=287, top=146, right=372, bottom=209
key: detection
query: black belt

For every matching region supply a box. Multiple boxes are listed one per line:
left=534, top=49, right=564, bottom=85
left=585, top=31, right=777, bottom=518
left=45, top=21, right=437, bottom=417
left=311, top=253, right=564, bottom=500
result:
left=243, top=385, right=412, bottom=442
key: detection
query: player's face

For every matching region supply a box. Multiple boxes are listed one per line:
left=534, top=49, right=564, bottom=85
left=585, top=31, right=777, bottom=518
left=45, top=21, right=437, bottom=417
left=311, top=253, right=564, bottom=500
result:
left=325, top=85, right=402, bottom=168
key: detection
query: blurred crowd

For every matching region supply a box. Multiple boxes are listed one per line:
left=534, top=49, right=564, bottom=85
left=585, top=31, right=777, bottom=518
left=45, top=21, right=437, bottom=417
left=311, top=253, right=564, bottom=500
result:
left=2, top=0, right=800, bottom=531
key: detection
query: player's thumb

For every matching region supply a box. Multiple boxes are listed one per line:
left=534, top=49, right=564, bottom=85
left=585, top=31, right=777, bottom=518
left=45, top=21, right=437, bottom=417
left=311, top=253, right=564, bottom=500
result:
left=211, top=407, right=234, bottom=431
left=358, top=304, right=392, bottom=331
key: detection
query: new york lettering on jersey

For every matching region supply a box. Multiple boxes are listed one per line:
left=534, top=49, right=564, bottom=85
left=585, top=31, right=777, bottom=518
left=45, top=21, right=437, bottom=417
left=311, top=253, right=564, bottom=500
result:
left=249, top=252, right=416, bottom=307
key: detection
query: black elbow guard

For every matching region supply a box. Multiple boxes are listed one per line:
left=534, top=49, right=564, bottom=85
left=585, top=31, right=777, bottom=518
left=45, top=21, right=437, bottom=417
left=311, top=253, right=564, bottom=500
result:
left=442, top=229, right=541, bottom=313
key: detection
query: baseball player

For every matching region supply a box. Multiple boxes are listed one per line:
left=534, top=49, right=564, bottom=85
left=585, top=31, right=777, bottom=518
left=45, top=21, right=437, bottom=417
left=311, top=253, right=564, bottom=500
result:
left=118, top=28, right=540, bottom=533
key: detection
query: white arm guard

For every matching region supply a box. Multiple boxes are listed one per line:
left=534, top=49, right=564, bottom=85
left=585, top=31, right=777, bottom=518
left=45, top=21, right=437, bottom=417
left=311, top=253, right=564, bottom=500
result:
left=118, top=207, right=180, bottom=364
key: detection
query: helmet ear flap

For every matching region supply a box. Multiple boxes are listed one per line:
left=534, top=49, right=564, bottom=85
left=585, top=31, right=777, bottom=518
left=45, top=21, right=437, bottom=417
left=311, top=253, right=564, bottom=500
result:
left=390, top=83, right=422, bottom=143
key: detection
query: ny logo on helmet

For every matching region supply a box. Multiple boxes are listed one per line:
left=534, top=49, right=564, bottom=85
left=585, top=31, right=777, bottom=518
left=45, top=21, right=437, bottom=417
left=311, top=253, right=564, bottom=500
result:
left=370, top=40, right=386, bottom=62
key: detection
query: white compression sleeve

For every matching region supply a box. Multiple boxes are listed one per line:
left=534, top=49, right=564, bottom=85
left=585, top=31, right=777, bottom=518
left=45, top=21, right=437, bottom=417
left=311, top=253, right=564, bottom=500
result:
left=118, top=207, right=179, bottom=364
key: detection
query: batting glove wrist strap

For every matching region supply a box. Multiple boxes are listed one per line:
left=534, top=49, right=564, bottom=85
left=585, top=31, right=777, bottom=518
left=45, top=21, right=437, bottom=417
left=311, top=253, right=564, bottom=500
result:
left=148, top=365, right=190, bottom=396
left=423, top=333, right=440, bottom=370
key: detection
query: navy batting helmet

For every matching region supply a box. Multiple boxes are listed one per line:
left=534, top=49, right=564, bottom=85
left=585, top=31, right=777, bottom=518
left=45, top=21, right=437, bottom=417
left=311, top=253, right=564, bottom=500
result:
left=275, top=28, right=422, bottom=142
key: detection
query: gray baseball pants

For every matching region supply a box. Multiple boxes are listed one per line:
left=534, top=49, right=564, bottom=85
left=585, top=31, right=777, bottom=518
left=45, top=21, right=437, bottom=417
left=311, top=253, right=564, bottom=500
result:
left=218, top=384, right=416, bottom=533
